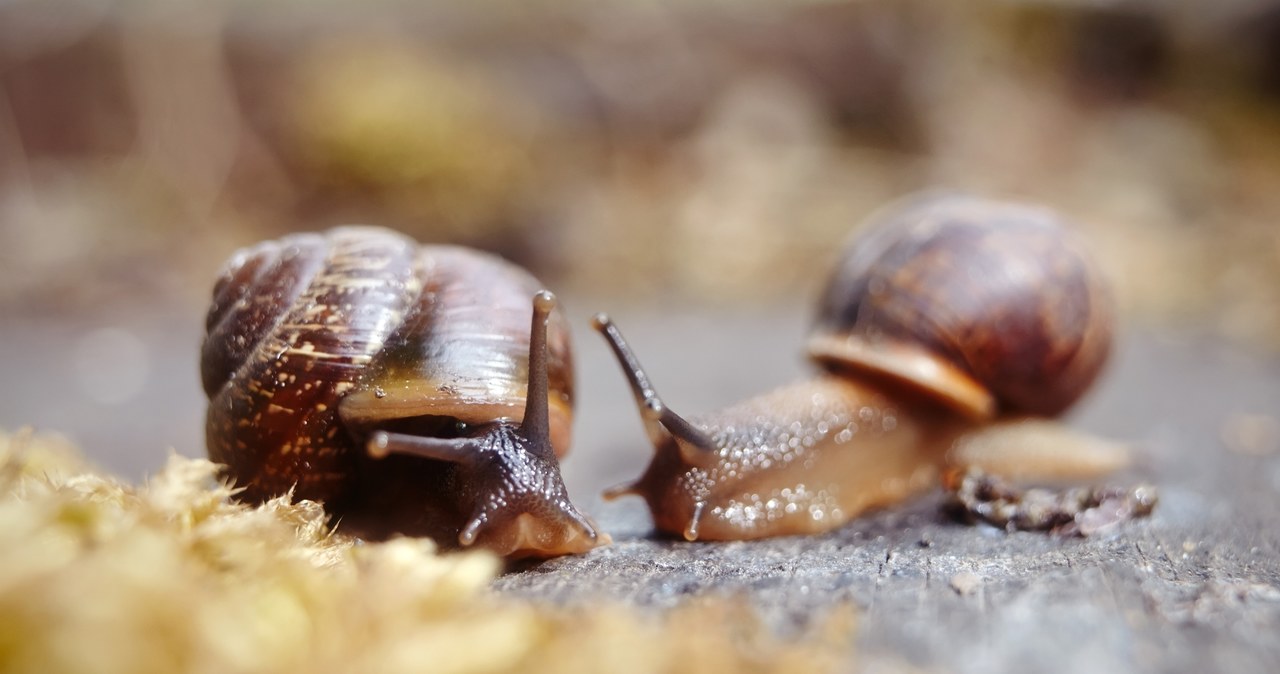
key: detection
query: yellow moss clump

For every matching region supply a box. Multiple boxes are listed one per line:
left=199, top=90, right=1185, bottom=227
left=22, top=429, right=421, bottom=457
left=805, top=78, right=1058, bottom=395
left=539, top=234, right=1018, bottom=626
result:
left=0, top=429, right=853, bottom=674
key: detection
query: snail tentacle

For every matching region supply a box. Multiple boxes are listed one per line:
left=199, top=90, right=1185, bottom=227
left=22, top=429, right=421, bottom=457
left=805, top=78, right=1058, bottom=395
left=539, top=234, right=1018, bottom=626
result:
left=591, top=314, right=716, bottom=460
left=684, top=501, right=706, bottom=542
left=601, top=481, right=641, bottom=501
left=366, top=431, right=481, bottom=464
left=518, top=291, right=557, bottom=458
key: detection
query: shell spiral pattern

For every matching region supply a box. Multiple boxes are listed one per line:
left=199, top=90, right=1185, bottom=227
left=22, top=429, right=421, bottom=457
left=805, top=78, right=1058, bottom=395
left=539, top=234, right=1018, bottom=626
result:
left=203, top=227, right=421, bottom=504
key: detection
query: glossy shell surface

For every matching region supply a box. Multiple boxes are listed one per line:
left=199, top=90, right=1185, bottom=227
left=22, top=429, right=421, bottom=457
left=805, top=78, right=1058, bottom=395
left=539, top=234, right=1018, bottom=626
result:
left=809, top=194, right=1113, bottom=420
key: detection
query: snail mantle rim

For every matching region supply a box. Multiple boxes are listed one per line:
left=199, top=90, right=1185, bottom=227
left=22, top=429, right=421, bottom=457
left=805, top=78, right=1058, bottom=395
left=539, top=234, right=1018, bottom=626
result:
left=807, top=333, right=996, bottom=422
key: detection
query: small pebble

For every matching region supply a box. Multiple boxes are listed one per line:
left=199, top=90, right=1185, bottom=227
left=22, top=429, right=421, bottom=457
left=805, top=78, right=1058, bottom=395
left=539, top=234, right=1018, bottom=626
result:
left=950, top=571, right=982, bottom=596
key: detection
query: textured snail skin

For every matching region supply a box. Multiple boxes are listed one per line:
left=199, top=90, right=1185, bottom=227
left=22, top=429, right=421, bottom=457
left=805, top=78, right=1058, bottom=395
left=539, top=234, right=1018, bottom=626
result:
left=202, top=226, right=599, bottom=558
left=622, top=376, right=964, bottom=541
left=597, top=193, right=1121, bottom=542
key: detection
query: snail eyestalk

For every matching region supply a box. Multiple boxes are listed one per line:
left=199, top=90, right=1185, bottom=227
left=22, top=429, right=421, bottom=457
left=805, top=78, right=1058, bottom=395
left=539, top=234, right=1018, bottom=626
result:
left=519, top=291, right=556, bottom=457
left=591, top=314, right=716, bottom=458
left=642, top=398, right=716, bottom=463
left=366, top=431, right=480, bottom=465
left=601, top=481, right=641, bottom=501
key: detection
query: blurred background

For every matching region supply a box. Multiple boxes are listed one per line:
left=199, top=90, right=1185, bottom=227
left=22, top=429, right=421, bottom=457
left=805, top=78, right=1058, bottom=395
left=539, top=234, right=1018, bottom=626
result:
left=2, top=0, right=1279, bottom=489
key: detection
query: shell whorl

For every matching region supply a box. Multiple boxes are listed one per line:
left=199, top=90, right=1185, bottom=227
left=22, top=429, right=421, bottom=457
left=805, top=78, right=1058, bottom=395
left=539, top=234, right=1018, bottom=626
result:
left=808, top=193, right=1114, bottom=420
left=203, top=227, right=423, bottom=503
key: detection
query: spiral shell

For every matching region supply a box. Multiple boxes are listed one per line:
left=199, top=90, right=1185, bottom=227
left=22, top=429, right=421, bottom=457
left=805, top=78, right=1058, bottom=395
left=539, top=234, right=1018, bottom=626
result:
left=808, top=194, right=1114, bottom=420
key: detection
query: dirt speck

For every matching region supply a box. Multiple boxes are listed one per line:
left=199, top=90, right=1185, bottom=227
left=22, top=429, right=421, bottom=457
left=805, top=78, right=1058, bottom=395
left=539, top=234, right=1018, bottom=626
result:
left=950, top=571, right=982, bottom=596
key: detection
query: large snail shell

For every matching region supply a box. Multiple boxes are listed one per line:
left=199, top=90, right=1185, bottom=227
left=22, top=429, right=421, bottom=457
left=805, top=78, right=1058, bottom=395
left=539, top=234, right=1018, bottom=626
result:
left=808, top=194, right=1113, bottom=420
left=337, top=246, right=575, bottom=453
left=202, top=226, right=574, bottom=505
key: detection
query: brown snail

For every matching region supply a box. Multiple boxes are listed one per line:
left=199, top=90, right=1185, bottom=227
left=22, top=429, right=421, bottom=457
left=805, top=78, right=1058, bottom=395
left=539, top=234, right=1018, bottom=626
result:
left=594, top=193, right=1127, bottom=541
left=201, top=226, right=602, bottom=559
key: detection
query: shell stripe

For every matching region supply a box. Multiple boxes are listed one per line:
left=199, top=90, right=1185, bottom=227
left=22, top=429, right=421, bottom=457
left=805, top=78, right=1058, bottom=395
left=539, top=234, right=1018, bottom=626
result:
left=205, top=228, right=423, bottom=503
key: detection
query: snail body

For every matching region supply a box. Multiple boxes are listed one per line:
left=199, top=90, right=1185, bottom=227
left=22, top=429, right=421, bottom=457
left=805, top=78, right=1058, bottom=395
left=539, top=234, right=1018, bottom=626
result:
left=202, top=226, right=600, bottom=558
left=595, top=194, right=1123, bottom=541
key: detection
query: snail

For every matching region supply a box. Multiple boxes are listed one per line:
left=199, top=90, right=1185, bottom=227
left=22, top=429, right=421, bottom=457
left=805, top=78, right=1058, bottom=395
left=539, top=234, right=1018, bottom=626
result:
left=593, top=193, right=1128, bottom=541
left=201, top=226, right=602, bottom=559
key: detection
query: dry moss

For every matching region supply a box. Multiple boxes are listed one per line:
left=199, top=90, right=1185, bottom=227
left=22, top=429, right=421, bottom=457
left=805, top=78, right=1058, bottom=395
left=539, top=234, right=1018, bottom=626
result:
left=0, top=429, right=853, bottom=674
